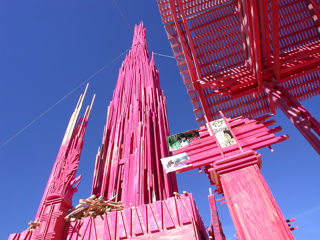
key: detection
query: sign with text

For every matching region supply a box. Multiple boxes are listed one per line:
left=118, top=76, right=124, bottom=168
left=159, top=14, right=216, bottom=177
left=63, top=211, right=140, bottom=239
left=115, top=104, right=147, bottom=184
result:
left=161, top=153, right=191, bottom=173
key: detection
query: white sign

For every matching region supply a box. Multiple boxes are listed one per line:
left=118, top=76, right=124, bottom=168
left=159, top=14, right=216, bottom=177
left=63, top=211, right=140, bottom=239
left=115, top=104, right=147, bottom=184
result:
left=207, top=119, right=237, bottom=148
left=161, top=153, right=191, bottom=173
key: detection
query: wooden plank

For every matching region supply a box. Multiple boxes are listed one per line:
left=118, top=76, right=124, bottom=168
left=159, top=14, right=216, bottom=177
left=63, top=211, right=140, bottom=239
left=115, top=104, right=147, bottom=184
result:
left=133, top=207, right=143, bottom=236
left=147, top=204, right=160, bottom=233
left=176, top=198, right=192, bottom=225
left=117, top=211, right=127, bottom=239
left=221, top=165, right=294, bottom=240
left=163, top=200, right=175, bottom=229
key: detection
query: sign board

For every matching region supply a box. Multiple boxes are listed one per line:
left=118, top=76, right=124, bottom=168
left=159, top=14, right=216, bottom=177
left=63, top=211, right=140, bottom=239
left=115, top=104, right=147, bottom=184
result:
left=167, top=129, right=200, bottom=152
left=206, top=119, right=237, bottom=148
left=161, top=153, right=191, bottom=173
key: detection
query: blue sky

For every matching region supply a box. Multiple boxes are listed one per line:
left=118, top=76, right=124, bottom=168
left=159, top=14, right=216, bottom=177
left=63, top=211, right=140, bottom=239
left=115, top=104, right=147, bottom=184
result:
left=1, top=1, right=319, bottom=239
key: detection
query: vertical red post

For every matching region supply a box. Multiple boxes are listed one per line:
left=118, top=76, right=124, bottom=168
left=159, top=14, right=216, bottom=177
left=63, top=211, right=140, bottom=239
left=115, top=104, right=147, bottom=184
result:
left=221, top=165, right=294, bottom=240
left=208, top=190, right=226, bottom=240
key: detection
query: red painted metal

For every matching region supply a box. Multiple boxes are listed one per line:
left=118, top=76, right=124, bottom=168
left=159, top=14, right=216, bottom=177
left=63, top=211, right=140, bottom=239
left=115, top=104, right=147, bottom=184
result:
left=91, top=23, right=178, bottom=207
left=157, top=0, right=320, bottom=153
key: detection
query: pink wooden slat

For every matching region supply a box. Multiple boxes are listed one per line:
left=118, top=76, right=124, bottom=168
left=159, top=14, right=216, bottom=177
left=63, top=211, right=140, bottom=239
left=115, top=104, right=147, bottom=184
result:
left=8, top=234, right=19, bottom=240
left=147, top=204, right=160, bottom=233
left=79, top=217, right=91, bottom=239
left=103, top=214, right=111, bottom=240
left=117, top=211, right=127, bottom=239
left=163, top=200, right=175, bottom=229
left=137, top=205, right=148, bottom=233
left=108, top=211, right=117, bottom=240
left=94, top=215, right=105, bottom=240
left=122, top=207, right=132, bottom=237
left=133, top=207, right=144, bottom=236
left=153, top=200, right=164, bottom=230
left=176, top=198, right=192, bottom=225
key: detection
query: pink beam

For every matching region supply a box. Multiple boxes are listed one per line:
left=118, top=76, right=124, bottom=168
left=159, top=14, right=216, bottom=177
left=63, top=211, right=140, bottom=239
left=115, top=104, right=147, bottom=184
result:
left=271, top=0, right=281, bottom=81
left=264, top=80, right=320, bottom=155
left=167, top=0, right=213, bottom=122
left=208, top=189, right=226, bottom=240
left=248, top=0, right=263, bottom=92
left=221, top=164, right=294, bottom=240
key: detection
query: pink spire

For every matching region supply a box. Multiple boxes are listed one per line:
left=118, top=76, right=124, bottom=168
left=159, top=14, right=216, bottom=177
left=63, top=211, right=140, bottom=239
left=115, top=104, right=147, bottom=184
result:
left=92, top=22, right=178, bottom=207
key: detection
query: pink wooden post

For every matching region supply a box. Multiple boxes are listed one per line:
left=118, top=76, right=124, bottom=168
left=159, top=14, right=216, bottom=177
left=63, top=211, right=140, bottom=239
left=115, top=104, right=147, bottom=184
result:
left=91, top=22, right=178, bottom=207
left=208, top=189, right=225, bottom=240
left=221, top=164, right=293, bottom=239
left=170, top=114, right=295, bottom=239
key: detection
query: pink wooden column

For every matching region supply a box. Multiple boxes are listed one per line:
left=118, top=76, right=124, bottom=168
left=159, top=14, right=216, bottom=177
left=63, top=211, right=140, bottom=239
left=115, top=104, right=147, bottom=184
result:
left=208, top=190, right=225, bottom=240
left=91, top=22, right=178, bottom=207
left=220, top=164, right=294, bottom=240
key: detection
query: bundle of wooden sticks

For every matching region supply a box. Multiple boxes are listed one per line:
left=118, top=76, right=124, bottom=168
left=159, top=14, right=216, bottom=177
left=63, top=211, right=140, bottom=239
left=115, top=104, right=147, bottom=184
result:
left=65, top=194, right=125, bottom=221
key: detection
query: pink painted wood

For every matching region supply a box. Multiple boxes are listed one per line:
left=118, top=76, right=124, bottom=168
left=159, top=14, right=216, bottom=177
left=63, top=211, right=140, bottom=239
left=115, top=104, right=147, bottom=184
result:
left=172, top=114, right=287, bottom=176
left=9, top=86, right=95, bottom=240
left=208, top=191, right=225, bottom=240
left=63, top=194, right=208, bottom=240
left=221, top=165, right=294, bottom=240
left=91, top=22, right=178, bottom=207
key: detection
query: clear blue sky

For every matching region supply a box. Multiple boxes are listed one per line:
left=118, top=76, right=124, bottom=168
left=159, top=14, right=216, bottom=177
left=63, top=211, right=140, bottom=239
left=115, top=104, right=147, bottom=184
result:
left=0, top=1, right=319, bottom=239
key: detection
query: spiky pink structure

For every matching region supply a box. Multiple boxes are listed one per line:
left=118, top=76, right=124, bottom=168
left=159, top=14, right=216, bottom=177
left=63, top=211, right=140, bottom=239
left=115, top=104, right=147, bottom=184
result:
left=8, top=85, right=95, bottom=240
left=92, top=23, right=178, bottom=207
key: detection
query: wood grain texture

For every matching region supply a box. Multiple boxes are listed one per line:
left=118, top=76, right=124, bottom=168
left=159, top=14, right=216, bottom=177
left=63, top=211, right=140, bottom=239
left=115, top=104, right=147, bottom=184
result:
left=91, top=22, right=178, bottom=207
left=221, top=165, right=294, bottom=240
left=63, top=194, right=208, bottom=240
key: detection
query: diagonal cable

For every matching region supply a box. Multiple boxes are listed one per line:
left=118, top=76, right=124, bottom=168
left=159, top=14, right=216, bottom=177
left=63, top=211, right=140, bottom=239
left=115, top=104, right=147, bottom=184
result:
left=0, top=47, right=131, bottom=150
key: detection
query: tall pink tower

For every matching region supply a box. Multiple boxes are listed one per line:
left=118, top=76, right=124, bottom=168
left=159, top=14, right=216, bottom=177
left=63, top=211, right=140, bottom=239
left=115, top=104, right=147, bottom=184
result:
left=9, top=22, right=209, bottom=240
left=91, top=22, right=178, bottom=207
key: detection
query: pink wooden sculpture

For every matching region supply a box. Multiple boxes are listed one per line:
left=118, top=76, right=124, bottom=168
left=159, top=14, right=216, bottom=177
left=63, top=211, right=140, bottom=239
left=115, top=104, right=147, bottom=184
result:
left=157, top=0, right=320, bottom=154
left=91, top=22, right=178, bottom=207
left=167, top=112, right=295, bottom=239
left=8, top=22, right=209, bottom=240
left=64, top=193, right=208, bottom=240
left=8, top=85, right=95, bottom=240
